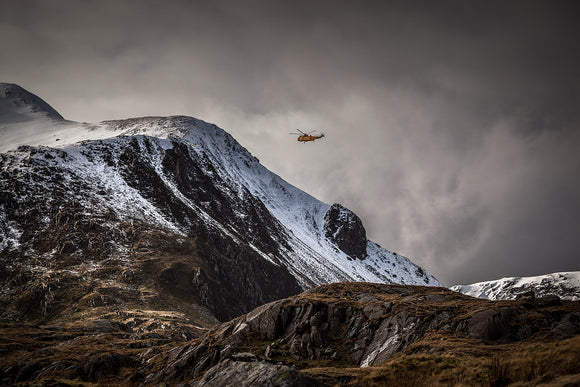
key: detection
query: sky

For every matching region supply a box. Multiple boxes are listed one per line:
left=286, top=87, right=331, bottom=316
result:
left=1, top=0, right=579, bottom=286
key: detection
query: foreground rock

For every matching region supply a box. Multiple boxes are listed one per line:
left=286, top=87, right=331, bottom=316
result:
left=145, top=283, right=580, bottom=385
left=2, top=283, right=579, bottom=385
left=192, top=353, right=322, bottom=387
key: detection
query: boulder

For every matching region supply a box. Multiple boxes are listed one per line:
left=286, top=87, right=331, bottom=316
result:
left=192, top=353, right=322, bottom=387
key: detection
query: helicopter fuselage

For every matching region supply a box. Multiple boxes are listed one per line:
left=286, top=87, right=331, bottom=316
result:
left=297, top=134, right=324, bottom=142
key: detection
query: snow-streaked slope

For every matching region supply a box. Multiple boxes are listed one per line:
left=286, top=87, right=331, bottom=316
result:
left=0, top=83, right=63, bottom=121
left=0, top=82, right=114, bottom=152
left=450, top=272, right=580, bottom=301
left=0, top=84, right=441, bottom=289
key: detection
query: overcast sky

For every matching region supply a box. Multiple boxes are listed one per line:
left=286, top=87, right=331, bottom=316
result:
left=1, top=0, right=579, bottom=285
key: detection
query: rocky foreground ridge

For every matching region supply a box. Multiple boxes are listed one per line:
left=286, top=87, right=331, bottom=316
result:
left=2, top=283, right=578, bottom=386
left=145, top=283, right=580, bottom=386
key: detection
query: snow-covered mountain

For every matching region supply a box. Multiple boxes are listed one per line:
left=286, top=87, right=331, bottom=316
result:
left=0, top=83, right=439, bottom=321
left=0, top=83, right=63, bottom=121
left=451, top=271, right=580, bottom=301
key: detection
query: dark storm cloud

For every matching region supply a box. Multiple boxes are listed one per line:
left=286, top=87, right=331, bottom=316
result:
left=1, top=0, right=579, bottom=285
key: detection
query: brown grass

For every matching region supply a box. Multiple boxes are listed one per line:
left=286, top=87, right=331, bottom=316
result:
left=301, top=335, right=580, bottom=386
left=2, top=280, right=579, bottom=386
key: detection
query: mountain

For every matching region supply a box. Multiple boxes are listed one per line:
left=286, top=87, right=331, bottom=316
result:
left=0, top=83, right=64, bottom=122
left=451, top=271, right=580, bottom=301
left=0, top=83, right=439, bottom=324
left=0, top=84, right=578, bottom=386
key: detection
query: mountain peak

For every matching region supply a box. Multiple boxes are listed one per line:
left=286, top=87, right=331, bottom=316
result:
left=0, top=82, right=64, bottom=121
left=0, top=84, right=441, bottom=293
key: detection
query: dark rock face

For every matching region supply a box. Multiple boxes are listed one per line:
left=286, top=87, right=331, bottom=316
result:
left=161, top=140, right=291, bottom=255
left=467, top=307, right=521, bottom=341
left=0, top=137, right=301, bottom=324
left=515, top=290, right=535, bottom=301
left=189, top=239, right=301, bottom=321
left=114, top=137, right=302, bottom=321
left=323, top=203, right=367, bottom=259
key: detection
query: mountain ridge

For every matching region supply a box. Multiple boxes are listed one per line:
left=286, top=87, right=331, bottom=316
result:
left=451, top=271, right=580, bottom=301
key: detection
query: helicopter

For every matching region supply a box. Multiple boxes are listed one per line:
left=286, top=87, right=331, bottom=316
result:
left=289, top=129, right=325, bottom=143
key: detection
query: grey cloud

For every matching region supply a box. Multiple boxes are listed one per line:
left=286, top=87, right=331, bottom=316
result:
left=1, top=0, right=578, bottom=285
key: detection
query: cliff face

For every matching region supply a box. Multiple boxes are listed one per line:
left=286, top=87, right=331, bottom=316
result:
left=1, top=84, right=442, bottom=292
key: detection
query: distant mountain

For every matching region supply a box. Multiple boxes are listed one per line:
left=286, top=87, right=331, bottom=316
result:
left=451, top=271, right=580, bottom=301
left=0, top=83, right=439, bottom=325
left=0, top=83, right=63, bottom=122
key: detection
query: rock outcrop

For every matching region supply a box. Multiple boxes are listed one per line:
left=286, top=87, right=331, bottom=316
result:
left=144, top=283, right=580, bottom=385
left=192, top=353, right=322, bottom=387
left=323, top=204, right=367, bottom=259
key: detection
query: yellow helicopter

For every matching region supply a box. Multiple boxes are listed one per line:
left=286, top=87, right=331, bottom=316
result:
left=289, top=129, right=325, bottom=143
